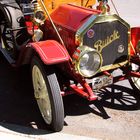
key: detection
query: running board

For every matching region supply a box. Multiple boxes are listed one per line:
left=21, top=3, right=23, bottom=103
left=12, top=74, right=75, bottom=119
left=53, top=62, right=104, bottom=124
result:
left=0, top=42, right=15, bottom=64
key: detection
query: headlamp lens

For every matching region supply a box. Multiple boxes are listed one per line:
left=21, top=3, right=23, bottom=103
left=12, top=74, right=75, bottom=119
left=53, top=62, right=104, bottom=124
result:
left=78, top=49, right=102, bottom=77
left=34, top=10, right=46, bottom=24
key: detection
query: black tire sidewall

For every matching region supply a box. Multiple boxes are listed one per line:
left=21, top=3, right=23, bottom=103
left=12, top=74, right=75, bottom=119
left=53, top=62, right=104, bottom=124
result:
left=31, top=56, right=64, bottom=131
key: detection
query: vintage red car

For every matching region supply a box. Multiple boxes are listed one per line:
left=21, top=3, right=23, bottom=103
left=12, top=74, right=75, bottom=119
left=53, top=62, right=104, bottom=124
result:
left=0, top=0, right=140, bottom=132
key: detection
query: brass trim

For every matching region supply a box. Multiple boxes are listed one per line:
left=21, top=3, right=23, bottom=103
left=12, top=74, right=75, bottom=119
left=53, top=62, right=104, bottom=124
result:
left=100, top=60, right=128, bottom=72
left=73, top=46, right=103, bottom=77
left=75, top=13, right=130, bottom=74
left=34, top=10, right=46, bottom=24
left=75, top=15, right=97, bottom=44
left=33, top=1, right=47, bottom=25
left=76, top=14, right=130, bottom=44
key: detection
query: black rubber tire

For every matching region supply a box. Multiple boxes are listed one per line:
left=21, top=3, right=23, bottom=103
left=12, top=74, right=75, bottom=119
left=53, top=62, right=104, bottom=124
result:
left=31, top=56, right=64, bottom=132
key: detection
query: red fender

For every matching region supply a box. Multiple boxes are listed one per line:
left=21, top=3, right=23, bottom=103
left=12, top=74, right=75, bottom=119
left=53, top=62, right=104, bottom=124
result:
left=28, top=40, right=70, bottom=64
left=131, top=27, right=140, bottom=55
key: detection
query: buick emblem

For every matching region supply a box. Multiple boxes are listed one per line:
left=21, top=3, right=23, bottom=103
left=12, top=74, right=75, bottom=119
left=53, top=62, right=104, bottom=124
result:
left=94, top=30, right=120, bottom=52
left=87, top=29, right=95, bottom=38
left=118, top=45, right=125, bottom=53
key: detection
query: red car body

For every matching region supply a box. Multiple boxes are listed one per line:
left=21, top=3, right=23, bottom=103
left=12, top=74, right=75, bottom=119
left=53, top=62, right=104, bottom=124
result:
left=0, top=0, right=140, bottom=132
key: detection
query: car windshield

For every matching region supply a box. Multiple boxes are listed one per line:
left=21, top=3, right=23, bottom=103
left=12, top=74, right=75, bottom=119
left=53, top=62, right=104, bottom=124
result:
left=43, top=0, right=96, bottom=13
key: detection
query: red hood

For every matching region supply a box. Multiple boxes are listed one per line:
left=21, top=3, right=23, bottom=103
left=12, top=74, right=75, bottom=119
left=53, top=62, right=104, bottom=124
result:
left=50, top=4, right=100, bottom=31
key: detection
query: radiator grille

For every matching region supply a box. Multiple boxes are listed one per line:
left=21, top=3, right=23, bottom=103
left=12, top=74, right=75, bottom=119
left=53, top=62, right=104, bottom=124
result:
left=83, top=20, right=129, bottom=67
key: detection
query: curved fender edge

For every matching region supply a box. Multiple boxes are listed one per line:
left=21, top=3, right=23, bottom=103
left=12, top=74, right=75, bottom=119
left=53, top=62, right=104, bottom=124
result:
left=27, top=40, right=70, bottom=65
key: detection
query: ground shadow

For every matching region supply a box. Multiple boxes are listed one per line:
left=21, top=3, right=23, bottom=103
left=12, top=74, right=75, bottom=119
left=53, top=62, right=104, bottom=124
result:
left=0, top=53, right=140, bottom=135
left=0, top=53, right=51, bottom=134
left=64, top=84, right=140, bottom=120
left=63, top=94, right=111, bottom=120
left=97, top=85, right=140, bottom=110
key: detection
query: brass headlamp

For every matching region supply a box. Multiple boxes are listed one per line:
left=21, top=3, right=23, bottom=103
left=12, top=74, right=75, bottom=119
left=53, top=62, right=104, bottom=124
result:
left=33, top=0, right=46, bottom=25
left=73, top=46, right=102, bottom=78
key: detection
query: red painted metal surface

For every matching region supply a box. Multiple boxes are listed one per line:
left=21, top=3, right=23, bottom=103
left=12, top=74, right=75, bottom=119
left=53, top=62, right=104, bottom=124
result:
left=2, top=1, right=140, bottom=104
left=131, top=27, right=140, bottom=55
left=29, top=40, right=70, bottom=64
left=25, top=21, right=38, bottom=35
left=50, top=4, right=100, bottom=31
left=66, top=66, right=98, bottom=101
left=43, top=4, right=100, bottom=57
left=70, top=84, right=97, bottom=101
left=129, top=71, right=140, bottom=78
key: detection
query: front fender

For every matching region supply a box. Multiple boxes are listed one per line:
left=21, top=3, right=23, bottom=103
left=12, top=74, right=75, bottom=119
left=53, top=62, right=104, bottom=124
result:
left=28, top=40, right=70, bottom=65
left=131, top=27, right=140, bottom=55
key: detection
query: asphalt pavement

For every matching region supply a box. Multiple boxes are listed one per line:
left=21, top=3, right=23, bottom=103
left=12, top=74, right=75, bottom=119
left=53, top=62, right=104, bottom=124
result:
left=0, top=124, right=100, bottom=140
